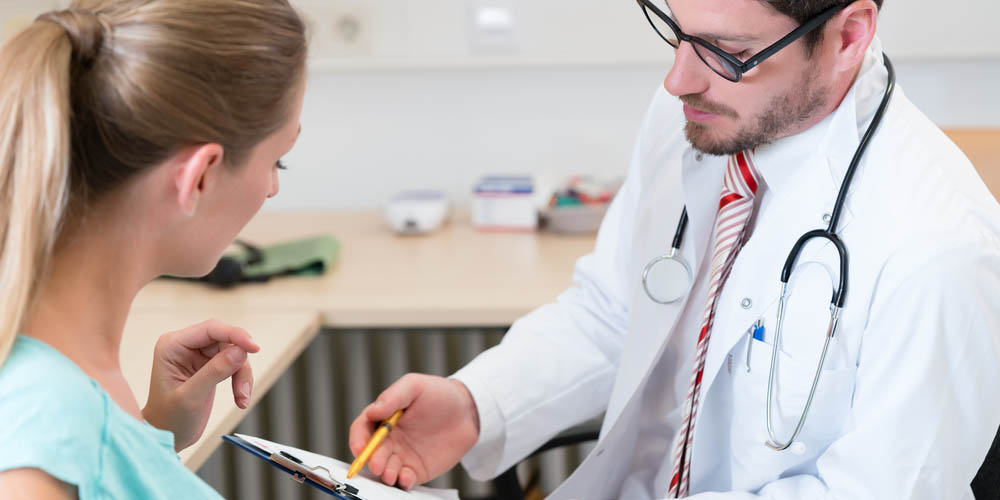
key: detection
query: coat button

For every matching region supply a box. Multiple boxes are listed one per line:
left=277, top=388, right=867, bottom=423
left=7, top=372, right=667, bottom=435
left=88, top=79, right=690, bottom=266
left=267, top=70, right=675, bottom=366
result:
left=740, top=297, right=753, bottom=309
left=695, top=152, right=704, bottom=161
left=822, top=212, right=832, bottom=224
left=791, top=442, right=807, bottom=455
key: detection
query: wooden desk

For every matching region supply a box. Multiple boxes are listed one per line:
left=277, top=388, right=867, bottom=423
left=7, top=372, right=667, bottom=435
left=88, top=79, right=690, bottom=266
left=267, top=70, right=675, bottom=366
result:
left=132, top=130, right=994, bottom=329
left=126, top=213, right=595, bottom=470
left=120, top=310, right=322, bottom=470
left=123, top=128, right=995, bottom=474
left=132, top=211, right=597, bottom=328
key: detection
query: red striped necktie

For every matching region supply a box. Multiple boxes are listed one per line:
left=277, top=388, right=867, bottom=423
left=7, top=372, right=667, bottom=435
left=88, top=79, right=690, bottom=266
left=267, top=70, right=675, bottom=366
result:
left=668, top=150, right=763, bottom=498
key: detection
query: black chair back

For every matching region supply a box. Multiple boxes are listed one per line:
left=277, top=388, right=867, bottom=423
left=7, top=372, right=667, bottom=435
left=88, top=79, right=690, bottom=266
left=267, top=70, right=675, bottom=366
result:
left=973, top=425, right=1000, bottom=500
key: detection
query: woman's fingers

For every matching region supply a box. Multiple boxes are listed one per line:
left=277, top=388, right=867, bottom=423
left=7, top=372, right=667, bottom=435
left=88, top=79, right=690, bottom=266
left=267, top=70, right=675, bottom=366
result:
left=230, top=357, right=254, bottom=408
left=182, top=346, right=247, bottom=402
left=175, top=319, right=260, bottom=353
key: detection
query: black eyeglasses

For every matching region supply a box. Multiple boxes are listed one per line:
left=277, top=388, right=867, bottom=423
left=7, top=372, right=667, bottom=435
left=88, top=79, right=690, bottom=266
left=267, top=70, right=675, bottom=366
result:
left=637, top=0, right=850, bottom=82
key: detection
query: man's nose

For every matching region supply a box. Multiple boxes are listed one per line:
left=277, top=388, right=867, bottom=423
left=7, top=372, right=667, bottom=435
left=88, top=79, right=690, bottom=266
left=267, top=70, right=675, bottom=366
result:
left=664, top=42, right=711, bottom=97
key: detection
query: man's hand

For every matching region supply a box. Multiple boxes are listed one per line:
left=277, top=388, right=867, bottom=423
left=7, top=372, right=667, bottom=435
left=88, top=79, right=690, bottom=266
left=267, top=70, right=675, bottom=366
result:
left=142, top=319, right=260, bottom=451
left=349, top=374, right=480, bottom=490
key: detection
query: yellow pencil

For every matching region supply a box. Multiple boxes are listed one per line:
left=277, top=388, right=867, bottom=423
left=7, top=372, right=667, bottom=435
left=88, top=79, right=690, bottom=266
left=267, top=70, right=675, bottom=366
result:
left=347, top=409, right=404, bottom=479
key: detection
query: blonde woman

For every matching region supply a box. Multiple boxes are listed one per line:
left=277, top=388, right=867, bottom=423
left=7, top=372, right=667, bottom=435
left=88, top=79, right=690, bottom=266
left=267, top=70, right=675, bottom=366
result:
left=0, top=1, right=306, bottom=498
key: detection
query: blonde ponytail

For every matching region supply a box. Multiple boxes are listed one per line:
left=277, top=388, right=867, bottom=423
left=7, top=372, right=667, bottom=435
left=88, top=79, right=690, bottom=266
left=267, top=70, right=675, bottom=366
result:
left=0, top=1, right=306, bottom=367
left=0, top=16, right=81, bottom=366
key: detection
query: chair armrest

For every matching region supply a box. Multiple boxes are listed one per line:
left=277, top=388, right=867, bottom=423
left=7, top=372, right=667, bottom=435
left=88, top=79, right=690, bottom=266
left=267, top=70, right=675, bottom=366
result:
left=489, top=420, right=602, bottom=500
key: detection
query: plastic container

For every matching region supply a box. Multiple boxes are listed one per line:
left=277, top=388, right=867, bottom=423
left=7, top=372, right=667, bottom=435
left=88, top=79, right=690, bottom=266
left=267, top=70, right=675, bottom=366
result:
left=540, top=203, right=609, bottom=234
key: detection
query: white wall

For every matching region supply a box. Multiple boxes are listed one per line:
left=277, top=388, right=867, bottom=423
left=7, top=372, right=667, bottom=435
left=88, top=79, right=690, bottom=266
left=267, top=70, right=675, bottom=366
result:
left=276, top=64, right=665, bottom=211
left=289, top=0, right=1000, bottom=69
left=1, top=0, right=997, bottom=212
left=268, top=0, right=1000, bottom=211
left=273, top=56, right=1000, bottom=212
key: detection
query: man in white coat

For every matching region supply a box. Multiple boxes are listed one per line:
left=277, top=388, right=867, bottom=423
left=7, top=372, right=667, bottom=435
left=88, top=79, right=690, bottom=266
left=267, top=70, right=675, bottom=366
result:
left=350, top=0, right=1000, bottom=498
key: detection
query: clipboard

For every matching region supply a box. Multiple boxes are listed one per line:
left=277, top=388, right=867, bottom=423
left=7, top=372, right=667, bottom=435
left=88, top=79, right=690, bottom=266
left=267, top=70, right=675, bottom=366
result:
left=222, top=434, right=365, bottom=499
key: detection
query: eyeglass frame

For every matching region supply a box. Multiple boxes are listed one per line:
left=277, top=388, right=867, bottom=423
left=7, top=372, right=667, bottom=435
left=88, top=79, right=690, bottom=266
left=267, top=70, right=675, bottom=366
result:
left=636, top=0, right=852, bottom=82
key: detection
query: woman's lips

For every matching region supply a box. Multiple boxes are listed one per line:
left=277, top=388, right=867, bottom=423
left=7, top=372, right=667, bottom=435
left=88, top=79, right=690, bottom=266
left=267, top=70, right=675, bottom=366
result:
left=683, top=103, right=718, bottom=122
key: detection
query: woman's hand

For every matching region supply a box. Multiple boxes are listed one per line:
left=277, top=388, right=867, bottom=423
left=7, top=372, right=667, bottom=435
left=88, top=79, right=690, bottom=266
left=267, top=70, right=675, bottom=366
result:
left=349, top=374, right=480, bottom=490
left=142, top=319, right=260, bottom=451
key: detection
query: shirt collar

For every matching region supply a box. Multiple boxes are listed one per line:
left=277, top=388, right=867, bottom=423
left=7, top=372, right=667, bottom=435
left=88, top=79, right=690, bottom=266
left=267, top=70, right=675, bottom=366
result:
left=750, top=36, right=890, bottom=196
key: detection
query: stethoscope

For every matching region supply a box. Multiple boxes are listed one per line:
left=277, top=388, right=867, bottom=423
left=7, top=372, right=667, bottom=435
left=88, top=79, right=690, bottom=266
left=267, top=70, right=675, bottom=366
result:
left=642, top=55, right=896, bottom=451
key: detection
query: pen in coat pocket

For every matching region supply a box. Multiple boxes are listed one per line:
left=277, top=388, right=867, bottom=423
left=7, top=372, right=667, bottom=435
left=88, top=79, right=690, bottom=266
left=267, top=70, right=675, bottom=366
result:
left=746, top=319, right=765, bottom=372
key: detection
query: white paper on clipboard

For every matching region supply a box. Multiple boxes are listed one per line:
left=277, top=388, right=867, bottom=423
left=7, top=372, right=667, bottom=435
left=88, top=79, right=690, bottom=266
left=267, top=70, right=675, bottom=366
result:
left=234, top=434, right=460, bottom=500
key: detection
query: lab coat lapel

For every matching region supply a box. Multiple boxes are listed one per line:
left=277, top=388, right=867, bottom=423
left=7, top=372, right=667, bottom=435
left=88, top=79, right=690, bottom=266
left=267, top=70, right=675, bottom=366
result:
left=697, top=154, right=837, bottom=404
left=682, top=149, right=727, bottom=275
left=602, top=147, right=725, bottom=432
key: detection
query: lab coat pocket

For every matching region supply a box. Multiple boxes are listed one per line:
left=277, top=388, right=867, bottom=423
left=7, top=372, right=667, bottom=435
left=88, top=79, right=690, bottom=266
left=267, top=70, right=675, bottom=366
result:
left=727, top=258, right=858, bottom=486
left=754, top=339, right=856, bottom=440
left=730, top=341, right=857, bottom=487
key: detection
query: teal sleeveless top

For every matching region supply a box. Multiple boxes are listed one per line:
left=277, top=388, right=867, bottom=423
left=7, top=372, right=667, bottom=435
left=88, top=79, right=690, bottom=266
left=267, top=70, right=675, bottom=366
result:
left=0, top=335, right=223, bottom=499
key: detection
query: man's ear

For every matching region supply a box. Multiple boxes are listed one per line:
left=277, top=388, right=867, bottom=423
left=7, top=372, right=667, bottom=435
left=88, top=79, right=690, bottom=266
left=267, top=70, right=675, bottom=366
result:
left=175, top=144, right=225, bottom=216
left=829, top=0, right=878, bottom=72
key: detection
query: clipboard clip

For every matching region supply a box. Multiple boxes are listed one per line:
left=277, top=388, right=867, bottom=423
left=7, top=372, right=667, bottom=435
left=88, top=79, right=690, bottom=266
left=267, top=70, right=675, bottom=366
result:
left=271, top=450, right=363, bottom=499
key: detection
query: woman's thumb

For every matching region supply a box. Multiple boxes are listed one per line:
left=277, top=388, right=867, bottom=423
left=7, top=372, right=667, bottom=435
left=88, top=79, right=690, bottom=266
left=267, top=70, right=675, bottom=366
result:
left=185, top=346, right=247, bottom=399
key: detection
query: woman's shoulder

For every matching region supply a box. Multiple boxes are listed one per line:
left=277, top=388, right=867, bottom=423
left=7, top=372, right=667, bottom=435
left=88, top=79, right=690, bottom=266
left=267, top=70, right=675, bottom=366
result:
left=0, top=335, right=107, bottom=416
left=0, top=336, right=106, bottom=488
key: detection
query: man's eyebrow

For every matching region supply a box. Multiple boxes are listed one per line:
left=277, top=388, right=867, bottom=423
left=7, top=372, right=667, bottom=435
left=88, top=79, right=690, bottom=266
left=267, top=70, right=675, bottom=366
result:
left=693, top=32, right=758, bottom=43
left=662, top=0, right=759, bottom=43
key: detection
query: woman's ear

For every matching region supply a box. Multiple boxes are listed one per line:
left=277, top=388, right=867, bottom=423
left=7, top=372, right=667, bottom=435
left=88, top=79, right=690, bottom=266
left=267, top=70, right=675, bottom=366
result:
left=175, top=144, right=225, bottom=216
left=829, top=0, right=879, bottom=72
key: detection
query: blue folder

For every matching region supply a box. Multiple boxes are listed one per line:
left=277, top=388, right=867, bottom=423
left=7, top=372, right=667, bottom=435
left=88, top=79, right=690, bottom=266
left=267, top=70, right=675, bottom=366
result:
left=222, top=434, right=365, bottom=499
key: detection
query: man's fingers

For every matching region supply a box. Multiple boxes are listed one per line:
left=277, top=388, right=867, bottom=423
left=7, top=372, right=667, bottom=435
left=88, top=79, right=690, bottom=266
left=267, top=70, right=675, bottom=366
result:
left=365, top=374, right=424, bottom=423
left=382, top=454, right=402, bottom=486
left=174, top=319, right=260, bottom=354
left=230, top=359, right=254, bottom=409
left=367, top=443, right=393, bottom=476
left=353, top=374, right=428, bottom=449
left=398, top=467, right=418, bottom=490
left=349, top=406, right=378, bottom=456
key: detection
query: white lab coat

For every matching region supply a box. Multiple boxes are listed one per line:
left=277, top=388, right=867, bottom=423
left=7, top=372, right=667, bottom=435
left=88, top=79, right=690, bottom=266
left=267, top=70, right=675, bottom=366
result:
left=452, top=40, right=1000, bottom=499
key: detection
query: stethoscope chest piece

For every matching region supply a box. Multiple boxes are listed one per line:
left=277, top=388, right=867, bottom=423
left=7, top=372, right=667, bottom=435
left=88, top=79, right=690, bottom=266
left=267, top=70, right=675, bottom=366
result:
left=642, top=249, right=693, bottom=304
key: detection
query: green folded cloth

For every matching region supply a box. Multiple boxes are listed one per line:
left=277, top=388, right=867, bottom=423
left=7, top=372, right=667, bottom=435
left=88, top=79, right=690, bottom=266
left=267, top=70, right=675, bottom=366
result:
left=237, top=234, right=340, bottom=279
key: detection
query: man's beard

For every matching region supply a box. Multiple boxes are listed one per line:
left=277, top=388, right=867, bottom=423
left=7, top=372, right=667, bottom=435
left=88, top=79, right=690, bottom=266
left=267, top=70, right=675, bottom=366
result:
left=683, top=68, right=828, bottom=156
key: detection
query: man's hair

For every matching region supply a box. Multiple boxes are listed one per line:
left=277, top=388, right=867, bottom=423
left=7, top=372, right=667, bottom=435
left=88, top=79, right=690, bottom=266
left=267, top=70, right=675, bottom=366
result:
left=761, top=0, right=884, bottom=56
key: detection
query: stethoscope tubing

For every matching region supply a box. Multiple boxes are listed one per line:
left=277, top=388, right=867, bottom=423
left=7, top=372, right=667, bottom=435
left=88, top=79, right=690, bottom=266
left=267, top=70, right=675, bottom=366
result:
left=641, top=54, right=896, bottom=451
left=765, top=54, right=895, bottom=449
left=672, top=208, right=689, bottom=250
